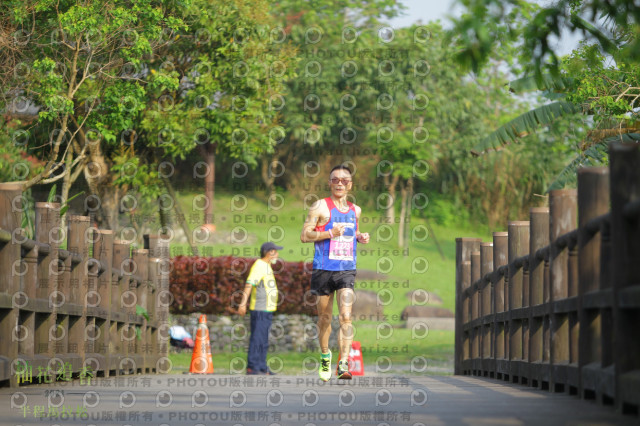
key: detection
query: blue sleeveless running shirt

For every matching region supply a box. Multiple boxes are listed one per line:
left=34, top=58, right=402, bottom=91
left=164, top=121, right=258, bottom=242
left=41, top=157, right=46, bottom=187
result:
left=312, top=197, right=358, bottom=271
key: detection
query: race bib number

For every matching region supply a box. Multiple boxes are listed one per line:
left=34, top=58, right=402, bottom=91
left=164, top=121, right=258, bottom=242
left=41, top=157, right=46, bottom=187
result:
left=329, top=223, right=355, bottom=261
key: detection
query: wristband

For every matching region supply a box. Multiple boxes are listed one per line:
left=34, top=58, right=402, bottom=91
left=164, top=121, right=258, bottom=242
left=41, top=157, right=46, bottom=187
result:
left=328, top=229, right=334, bottom=238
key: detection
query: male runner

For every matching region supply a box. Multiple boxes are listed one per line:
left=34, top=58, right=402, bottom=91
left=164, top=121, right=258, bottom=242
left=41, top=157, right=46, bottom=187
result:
left=300, top=165, right=370, bottom=381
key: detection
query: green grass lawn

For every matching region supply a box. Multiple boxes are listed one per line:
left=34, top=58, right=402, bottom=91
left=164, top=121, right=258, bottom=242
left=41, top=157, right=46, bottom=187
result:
left=166, top=189, right=492, bottom=374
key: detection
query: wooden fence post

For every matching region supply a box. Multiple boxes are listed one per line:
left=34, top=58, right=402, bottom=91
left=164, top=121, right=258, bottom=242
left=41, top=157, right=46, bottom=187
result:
left=577, top=167, right=610, bottom=402
left=609, top=142, right=640, bottom=413
left=85, top=223, right=101, bottom=376
left=133, top=249, right=149, bottom=373
left=0, top=183, right=23, bottom=386
left=480, top=242, right=493, bottom=375
left=471, top=250, right=481, bottom=373
left=67, top=215, right=90, bottom=372
left=150, top=234, right=171, bottom=364
left=112, top=240, right=131, bottom=374
left=492, top=231, right=508, bottom=379
left=508, top=221, right=530, bottom=383
left=92, top=229, right=113, bottom=377
left=462, top=260, right=471, bottom=372
left=148, top=257, right=160, bottom=373
left=529, top=207, right=549, bottom=389
left=155, top=256, right=171, bottom=366
left=20, top=231, right=38, bottom=367
left=455, top=238, right=481, bottom=375
left=599, top=214, right=613, bottom=373
left=549, top=189, right=577, bottom=393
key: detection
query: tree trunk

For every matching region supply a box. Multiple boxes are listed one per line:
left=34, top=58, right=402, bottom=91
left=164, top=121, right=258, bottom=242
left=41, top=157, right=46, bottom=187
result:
left=20, top=115, right=70, bottom=190
left=203, top=141, right=216, bottom=229
left=60, top=149, right=73, bottom=237
left=75, top=121, right=114, bottom=230
left=82, top=165, right=109, bottom=229
left=162, top=176, right=199, bottom=256
left=385, top=174, right=399, bottom=225
left=403, top=177, right=413, bottom=255
left=398, top=179, right=408, bottom=248
left=260, top=154, right=278, bottom=197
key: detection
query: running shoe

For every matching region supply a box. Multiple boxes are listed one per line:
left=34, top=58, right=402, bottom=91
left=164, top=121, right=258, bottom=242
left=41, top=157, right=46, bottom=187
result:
left=319, top=351, right=332, bottom=382
left=336, top=359, right=352, bottom=380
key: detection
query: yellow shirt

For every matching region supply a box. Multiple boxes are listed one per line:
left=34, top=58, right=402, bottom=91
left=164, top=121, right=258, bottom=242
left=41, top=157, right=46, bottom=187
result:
left=246, top=259, right=278, bottom=312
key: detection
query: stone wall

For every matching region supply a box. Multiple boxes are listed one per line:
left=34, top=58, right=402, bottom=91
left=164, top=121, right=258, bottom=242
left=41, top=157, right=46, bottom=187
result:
left=171, top=314, right=343, bottom=354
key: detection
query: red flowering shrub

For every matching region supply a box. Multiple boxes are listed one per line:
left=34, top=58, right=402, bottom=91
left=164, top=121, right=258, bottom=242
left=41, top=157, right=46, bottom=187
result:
left=170, top=256, right=316, bottom=315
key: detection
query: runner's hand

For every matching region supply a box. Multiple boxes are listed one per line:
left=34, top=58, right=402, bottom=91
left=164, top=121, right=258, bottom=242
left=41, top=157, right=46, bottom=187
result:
left=237, top=305, right=247, bottom=316
left=332, top=223, right=345, bottom=236
left=357, top=232, right=370, bottom=244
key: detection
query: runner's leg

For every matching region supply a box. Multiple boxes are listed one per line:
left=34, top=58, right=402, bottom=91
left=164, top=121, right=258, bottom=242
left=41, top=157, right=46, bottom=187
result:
left=336, top=287, right=355, bottom=361
left=315, top=293, right=334, bottom=353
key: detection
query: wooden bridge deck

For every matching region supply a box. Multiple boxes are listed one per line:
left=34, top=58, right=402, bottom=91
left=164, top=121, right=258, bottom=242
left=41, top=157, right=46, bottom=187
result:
left=1, top=373, right=636, bottom=426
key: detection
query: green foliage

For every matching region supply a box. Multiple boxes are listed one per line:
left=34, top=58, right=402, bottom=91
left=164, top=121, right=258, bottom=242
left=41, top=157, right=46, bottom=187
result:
left=508, top=74, right=574, bottom=94
left=111, top=153, right=163, bottom=199
left=5, top=0, right=620, bottom=238
left=1, top=0, right=299, bottom=233
left=548, top=132, right=640, bottom=191
left=448, top=0, right=640, bottom=78
left=137, top=0, right=299, bottom=166
left=450, top=0, right=640, bottom=199
left=136, top=304, right=150, bottom=321
left=471, top=101, right=581, bottom=154
left=59, top=190, right=85, bottom=216
left=0, top=122, right=42, bottom=183
left=270, top=0, right=404, bottom=152
left=563, top=42, right=640, bottom=120
left=424, top=197, right=469, bottom=228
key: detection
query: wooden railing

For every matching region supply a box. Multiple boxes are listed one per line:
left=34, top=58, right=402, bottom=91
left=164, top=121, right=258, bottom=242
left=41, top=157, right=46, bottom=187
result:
left=0, top=183, right=171, bottom=387
left=455, top=142, right=640, bottom=414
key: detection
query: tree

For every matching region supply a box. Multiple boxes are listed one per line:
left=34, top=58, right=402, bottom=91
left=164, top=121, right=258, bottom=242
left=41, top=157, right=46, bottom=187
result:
left=266, top=0, right=404, bottom=198
left=451, top=0, right=640, bottom=191
left=1, top=0, right=297, bottom=241
left=448, top=0, right=640, bottom=78
left=0, top=0, right=188, bottom=230
left=138, top=0, right=298, bottom=231
left=358, top=24, right=439, bottom=248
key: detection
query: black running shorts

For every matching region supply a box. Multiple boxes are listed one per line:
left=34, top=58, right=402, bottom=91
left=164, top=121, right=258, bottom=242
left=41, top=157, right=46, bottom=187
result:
left=310, top=270, right=356, bottom=296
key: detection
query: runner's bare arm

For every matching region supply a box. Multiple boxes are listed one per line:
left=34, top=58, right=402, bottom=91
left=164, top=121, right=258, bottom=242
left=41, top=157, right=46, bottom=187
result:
left=354, top=205, right=370, bottom=244
left=300, top=200, right=345, bottom=242
left=300, top=201, right=328, bottom=243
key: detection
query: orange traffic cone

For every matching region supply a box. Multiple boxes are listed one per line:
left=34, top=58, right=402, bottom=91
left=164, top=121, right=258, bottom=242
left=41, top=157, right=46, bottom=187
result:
left=189, top=315, right=214, bottom=374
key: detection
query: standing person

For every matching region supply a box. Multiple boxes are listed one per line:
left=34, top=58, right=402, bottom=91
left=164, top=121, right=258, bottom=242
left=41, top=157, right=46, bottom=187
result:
left=236, top=242, right=283, bottom=375
left=300, top=165, right=370, bottom=381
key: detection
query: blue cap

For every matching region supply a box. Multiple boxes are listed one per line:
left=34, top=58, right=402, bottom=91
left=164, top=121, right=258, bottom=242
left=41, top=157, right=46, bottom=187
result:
left=260, top=242, right=283, bottom=257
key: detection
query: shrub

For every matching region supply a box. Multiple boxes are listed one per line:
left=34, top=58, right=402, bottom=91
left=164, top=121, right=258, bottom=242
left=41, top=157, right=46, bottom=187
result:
left=169, top=256, right=315, bottom=315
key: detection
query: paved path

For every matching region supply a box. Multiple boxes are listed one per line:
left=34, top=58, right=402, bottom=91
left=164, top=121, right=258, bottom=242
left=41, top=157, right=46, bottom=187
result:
left=1, top=374, right=636, bottom=426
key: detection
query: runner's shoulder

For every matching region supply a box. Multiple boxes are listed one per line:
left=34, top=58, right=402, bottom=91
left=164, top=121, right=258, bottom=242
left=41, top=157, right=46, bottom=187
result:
left=310, top=197, right=330, bottom=213
left=349, top=202, right=362, bottom=216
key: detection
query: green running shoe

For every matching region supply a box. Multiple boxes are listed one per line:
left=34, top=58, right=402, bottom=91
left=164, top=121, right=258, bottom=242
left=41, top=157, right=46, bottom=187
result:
left=336, top=359, right=352, bottom=380
left=319, top=351, right=332, bottom=382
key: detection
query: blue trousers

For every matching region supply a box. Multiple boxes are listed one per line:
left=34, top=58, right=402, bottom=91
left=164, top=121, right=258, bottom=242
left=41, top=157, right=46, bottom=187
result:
left=247, top=310, right=273, bottom=372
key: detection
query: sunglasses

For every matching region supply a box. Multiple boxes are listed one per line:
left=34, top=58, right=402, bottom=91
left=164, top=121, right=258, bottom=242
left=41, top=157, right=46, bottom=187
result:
left=330, top=178, right=352, bottom=185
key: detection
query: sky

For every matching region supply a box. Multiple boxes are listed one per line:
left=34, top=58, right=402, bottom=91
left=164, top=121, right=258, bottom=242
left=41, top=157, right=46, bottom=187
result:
left=388, top=0, right=583, bottom=55
left=388, top=0, right=462, bottom=28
